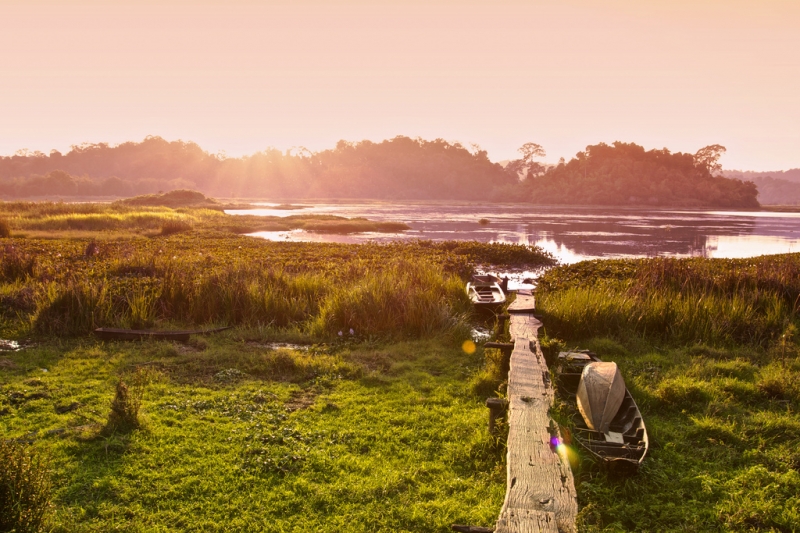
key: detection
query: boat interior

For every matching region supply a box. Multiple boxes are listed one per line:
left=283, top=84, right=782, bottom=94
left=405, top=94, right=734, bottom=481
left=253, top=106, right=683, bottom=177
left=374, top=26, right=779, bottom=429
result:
left=469, top=284, right=503, bottom=303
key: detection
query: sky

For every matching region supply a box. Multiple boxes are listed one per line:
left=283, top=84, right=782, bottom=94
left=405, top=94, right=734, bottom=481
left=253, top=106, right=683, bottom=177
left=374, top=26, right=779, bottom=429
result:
left=1, top=0, right=798, bottom=170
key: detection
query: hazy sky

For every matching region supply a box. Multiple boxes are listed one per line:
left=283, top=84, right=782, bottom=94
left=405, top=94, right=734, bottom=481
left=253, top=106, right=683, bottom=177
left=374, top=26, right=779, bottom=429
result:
left=1, top=0, right=798, bottom=170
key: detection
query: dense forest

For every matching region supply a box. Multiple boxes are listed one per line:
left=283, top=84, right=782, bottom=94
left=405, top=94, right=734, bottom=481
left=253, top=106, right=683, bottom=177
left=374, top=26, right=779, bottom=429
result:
left=0, top=137, right=762, bottom=207
left=519, top=142, right=759, bottom=207
left=0, top=137, right=514, bottom=201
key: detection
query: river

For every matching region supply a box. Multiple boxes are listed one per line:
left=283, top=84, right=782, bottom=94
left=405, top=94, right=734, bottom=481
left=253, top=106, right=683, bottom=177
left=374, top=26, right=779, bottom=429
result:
left=226, top=203, right=800, bottom=265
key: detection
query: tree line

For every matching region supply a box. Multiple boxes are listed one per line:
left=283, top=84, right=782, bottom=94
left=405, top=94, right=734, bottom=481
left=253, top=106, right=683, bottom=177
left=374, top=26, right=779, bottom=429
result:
left=0, top=137, right=760, bottom=207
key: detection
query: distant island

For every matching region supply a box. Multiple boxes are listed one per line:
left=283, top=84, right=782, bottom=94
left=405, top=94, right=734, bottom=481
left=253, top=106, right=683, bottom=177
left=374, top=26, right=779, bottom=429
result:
left=0, top=136, right=771, bottom=208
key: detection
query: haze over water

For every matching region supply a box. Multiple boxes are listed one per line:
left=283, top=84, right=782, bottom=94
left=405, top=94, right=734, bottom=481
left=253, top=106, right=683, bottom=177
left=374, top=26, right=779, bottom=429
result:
left=229, top=204, right=800, bottom=264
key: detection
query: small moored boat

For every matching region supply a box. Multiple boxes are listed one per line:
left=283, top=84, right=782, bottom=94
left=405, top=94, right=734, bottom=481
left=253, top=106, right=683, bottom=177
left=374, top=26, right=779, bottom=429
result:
left=557, top=350, right=649, bottom=473
left=466, top=274, right=506, bottom=308
left=94, top=326, right=231, bottom=342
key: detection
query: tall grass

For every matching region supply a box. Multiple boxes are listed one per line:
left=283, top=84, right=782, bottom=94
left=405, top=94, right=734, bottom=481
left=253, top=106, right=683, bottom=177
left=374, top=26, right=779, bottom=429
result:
left=159, top=219, right=193, bottom=236
left=19, top=212, right=195, bottom=232
left=537, top=255, right=800, bottom=346
left=2, top=234, right=553, bottom=338
left=309, top=258, right=472, bottom=338
left=30, top=259, right=472, bottom=339
left=33, top=278, right=112, bottom=334
left=1, top=237, right=533, bottom=339
left=158, top=262, right=331, bottom=327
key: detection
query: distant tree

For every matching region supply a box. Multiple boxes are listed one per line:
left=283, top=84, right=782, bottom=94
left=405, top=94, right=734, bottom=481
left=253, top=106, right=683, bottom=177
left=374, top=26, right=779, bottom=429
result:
left=506, top=142, right=547, bottom=180
left=518, top=142, right=546, bottom=164
left=694, top=144, right=727, bottom=176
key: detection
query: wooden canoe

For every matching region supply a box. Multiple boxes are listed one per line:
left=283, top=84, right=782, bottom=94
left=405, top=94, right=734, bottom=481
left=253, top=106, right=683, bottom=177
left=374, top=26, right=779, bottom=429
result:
left=557, top=350, right=649, bottom=473
left=466, top=275, right=506, bottom=308
left=93, top=326, right=231, bottom=342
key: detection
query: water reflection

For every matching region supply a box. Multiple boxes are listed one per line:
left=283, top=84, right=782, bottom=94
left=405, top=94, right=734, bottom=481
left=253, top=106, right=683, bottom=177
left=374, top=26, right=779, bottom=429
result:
left=228, top=203, right=800, bottom=264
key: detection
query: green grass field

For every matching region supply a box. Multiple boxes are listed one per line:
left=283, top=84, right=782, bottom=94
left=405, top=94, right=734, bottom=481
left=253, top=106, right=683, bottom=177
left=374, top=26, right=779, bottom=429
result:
left=1, top=336, right=506, bottom=532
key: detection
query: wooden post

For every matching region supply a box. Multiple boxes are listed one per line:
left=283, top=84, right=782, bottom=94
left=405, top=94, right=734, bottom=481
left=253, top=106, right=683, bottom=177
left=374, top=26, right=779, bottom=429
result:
left=496, top=314, right=510, bottom=336
left=485, top=341, right=513, bottom=377
left=485, top=397, right=509, bottom=435
left=494, top=293, right=578, bottom=533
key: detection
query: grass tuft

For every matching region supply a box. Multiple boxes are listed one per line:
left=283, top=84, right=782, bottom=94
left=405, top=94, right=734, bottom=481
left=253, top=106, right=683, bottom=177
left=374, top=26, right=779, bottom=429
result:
left=0, top=440, right=52, bottom=533
left=103, top=372, right=145, bottom=434
left=1, top=245, right=38, bottom=282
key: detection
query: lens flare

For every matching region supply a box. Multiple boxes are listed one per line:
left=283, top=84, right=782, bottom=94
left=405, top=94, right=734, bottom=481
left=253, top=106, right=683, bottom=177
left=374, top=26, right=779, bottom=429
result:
left=462, top=340, right=476, bottom=354
left=550, top=436, right=578, bottom=466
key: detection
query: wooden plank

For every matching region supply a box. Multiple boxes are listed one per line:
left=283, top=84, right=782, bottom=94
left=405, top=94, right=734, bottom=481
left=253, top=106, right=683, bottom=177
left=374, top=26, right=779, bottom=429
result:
left=495, top=293, right=578, bottom=533
left=507, top=293, right=536, bottom=315
left=495, top=509, right=558, bottom=533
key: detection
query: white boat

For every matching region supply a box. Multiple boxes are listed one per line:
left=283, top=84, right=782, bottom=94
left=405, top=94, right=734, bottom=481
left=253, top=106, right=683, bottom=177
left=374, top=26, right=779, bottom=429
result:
left=466, top=275, right=506, bottom=308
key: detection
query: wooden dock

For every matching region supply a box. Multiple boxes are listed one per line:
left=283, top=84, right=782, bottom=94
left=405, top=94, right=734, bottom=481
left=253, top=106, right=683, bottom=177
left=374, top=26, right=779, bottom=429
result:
left=494, top=292, right=577, bottom=533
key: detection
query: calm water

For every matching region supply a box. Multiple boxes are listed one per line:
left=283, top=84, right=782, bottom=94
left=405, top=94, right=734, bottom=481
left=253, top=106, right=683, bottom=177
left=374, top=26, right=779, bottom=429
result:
left=226, top=203, right=800, bottom=265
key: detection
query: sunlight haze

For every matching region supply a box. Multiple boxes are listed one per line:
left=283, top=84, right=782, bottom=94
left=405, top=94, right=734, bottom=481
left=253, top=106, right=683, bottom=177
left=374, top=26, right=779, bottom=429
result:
left=1, top=0, right=798, bottom=169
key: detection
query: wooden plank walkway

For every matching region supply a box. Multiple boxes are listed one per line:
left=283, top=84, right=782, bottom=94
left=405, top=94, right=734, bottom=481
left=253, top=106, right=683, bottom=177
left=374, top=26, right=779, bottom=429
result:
left=494, top=293, right=578, bottom=533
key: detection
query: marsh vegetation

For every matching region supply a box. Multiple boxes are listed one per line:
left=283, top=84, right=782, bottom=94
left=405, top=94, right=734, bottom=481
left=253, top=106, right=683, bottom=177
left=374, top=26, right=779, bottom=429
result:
left=2, top=199, right=799, bottom=532
left=0, top=196, right=412, bottom=240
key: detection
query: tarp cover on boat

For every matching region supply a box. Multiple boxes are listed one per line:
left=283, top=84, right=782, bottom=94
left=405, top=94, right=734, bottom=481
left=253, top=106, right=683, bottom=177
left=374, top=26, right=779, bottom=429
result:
left=576, top=361, right=626, bottom=433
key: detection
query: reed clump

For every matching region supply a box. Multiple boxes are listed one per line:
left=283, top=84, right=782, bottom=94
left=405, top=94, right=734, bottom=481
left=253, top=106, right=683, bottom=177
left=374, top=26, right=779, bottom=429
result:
left=309, top=258, right=472, bottom=338
left=0, top=440, right=52, bottom=533
left=0, top=218, right=11, bottom=238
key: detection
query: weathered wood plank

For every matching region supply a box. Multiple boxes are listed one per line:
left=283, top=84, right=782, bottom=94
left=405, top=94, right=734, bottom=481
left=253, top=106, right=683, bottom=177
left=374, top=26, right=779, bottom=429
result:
left=495, top=509, right=558, bottom=533
left=495, top=293, right=578, bottom=533
left=507, top=293, right=536, bottom=315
